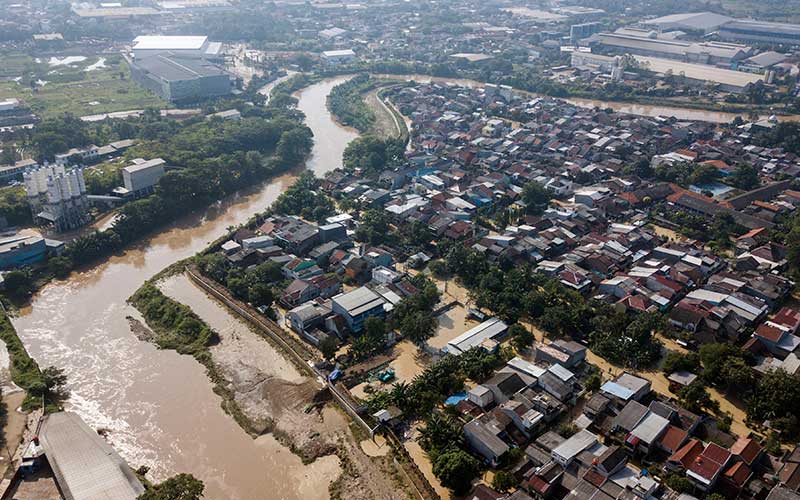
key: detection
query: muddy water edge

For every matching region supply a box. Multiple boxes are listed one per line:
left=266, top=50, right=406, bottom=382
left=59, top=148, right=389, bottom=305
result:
left=10, top=75, right=360, bottom=500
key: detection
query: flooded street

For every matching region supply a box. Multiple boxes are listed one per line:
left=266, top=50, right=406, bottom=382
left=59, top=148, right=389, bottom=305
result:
left=10, top=77, right=360, bottom=499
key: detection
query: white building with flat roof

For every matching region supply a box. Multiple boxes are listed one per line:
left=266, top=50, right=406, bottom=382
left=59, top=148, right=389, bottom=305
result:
left=132, top=35, right=222, bottom=60
left=445, top=318, right=508, bottom=355
left=321, top=49, right=356, bottom=66
left=122, top=158, right=166, bottom=196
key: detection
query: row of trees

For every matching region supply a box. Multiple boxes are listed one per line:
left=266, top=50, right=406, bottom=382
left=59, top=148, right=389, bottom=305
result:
left=441, top=244, right=665, bottom=368
left=129, top=282, right=219, bottom=356
left=327, top=74, right=377, bottom=133
left=196, top=255, right=283, bottom=310
left=270, top=171, right=335, bottom=223
left=13, top=102, right=314, bottom=293
left=0, top=310, right=68, bottom=411
left=663, top=344, right=800, bottom=440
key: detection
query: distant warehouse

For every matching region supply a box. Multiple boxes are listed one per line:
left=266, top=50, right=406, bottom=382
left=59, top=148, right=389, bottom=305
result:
left=130, top=54, right=231, bottom=102
left=634, top=55, right=764, bottom=93
left=132, top=35, right=223, bottom=61
left=719, top=20, right=800, bottom=46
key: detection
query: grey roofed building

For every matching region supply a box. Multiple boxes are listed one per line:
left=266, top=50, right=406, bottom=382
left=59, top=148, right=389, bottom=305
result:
left=463, top=414, right=510, bottom=466
left=767, top=485, right=800, bottom=500
left=130, top=54, right=230, bottom=102
left=642, top=12, right=733, bottom=32
left=613, top=400, right=648, bottom=433
left=445, top=317, right=508, bottom=355
left=330, top=286, right=386, bottom=332
left=628, top=411, right=670, bottom=447
left=720, top=20, right=800, bottom=46
left=38, top=411, right=145, bottom=500
left=535, top=430, right=566, bottom=452
left=743, top=51, right=789, bottom=69
left=551, top=429, right=598, bottom=466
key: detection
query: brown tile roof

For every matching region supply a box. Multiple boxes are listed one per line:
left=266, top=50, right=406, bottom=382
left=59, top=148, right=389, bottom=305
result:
left=669, top=438, right=704, bottom=469
left=659, top=425, right=689, bottom=453
left=731, top=436, right=762, bottom=465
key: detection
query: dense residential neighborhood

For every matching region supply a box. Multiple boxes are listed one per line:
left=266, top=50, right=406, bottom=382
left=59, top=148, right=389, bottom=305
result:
left=3, top=0, right=800, bottom=498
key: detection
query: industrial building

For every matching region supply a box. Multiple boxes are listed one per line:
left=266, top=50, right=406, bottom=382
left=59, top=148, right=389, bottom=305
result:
left=33, top=411, right=146, bottom=500
left=642, top=12, right=733, bottom=33
left=719, top=20, right=800, bottom=46
left=0, top=98, right=19, bottom=112
left=593, top=31, right=752, bottom=65
left=445, top=318, right=509, bottom=355
left=634, top=55, right=765, bottom=93
left=330, top=286, right=386, bottom=333
left=321, top=49, right=356, bottom=66
left=130, top=54, right=231, bottom=102
left=71, top=5, right=162, bottom=18
left=570, top=22, right=602, bottom=43
left=571, top=51, right=620, bottom=73
left=23, top=164, right=90, bottom=232
left=131, top=35, right=223, bottom=61
left=121, top=157, right=166, bottom=197
left=0, top=234, right=47, bottom=269
left=0, top=158, right=37, bottom=184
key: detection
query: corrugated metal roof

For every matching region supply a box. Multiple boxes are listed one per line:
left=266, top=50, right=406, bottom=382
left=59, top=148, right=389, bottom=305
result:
left=39, top=412, right=145, bottom=500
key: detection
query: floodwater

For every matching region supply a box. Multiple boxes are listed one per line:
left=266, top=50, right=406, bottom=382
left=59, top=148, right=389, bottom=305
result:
left=295, top=76, right=360, bottom=176
left=374, top=73, right=800, bottom=124
left=10, top=76, right=359, bottom=499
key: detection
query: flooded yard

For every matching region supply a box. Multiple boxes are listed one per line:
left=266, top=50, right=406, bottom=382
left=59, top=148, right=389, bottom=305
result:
left=427, top=304, right=476, bottom=351
left=350, top=340, right=429, bottom=400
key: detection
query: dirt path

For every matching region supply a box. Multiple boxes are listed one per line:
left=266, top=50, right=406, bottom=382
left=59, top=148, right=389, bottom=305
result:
left=365, top=89, right=399, bottom=139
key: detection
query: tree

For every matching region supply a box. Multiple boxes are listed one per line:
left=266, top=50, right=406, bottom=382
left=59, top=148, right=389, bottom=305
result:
left=247, top=282, right=274, bottom=307
left=662, top=351, right=700, bottom=375
left=138, top=473, right=204, bottom=500
left=664, top=473, right=693, bottom=493
left=351, top=316, right=387, bottom=358
left=590, top=312, right=663, bottom=368
left=678, top=380, right=714, bottom=413
left=28, top=366, right=69, bottom=408
left=275, top=127, right=313, bottom=165
left=492, top=471, right=516, bottom=492
left=319, top=335, right=338, bottom=361
left=3, top=270, right=33, bottom=297
left=585, top=372, right=602, bottom=392
left=432, top=448, right=480, bottom=496
left=521, top=181, right=551, bottom=215
left=418, top=412, right=464, bottom=456
left=508, top=324, right=533, bottom=352
left=399, top=311, right=436, bottom=343
left=730, top=163, right=760, bottom=190
left=746, top=369, right=800, bottom=440
left=557, top=422, right=578, bottom=438
left=355, top=209, right=391, bottom=245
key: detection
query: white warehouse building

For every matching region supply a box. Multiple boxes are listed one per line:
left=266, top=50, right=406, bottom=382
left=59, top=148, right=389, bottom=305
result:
left=122, top=158, right=166, bottom=197
left=132, top=35, right=223, bottom=60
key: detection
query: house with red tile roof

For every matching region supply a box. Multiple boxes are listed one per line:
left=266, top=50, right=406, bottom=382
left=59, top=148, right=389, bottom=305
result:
left=687, top=442, right=732, bottom=492
left=731, top=436, right=763, bottom=467
left=667, top=438, right=704, bottom=472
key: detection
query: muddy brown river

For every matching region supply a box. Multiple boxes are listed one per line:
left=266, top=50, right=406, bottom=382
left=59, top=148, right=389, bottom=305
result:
left=11, top=75, right=357, bottom=500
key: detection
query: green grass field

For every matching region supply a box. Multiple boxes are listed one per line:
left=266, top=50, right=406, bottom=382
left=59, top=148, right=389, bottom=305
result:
left=0, top=53, right=166, bottom=118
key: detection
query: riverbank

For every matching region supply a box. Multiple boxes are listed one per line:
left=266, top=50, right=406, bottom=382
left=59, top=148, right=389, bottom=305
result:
left=147, top=272, right=413, bottom=500
left=7, top=73, right=420, bottom=499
